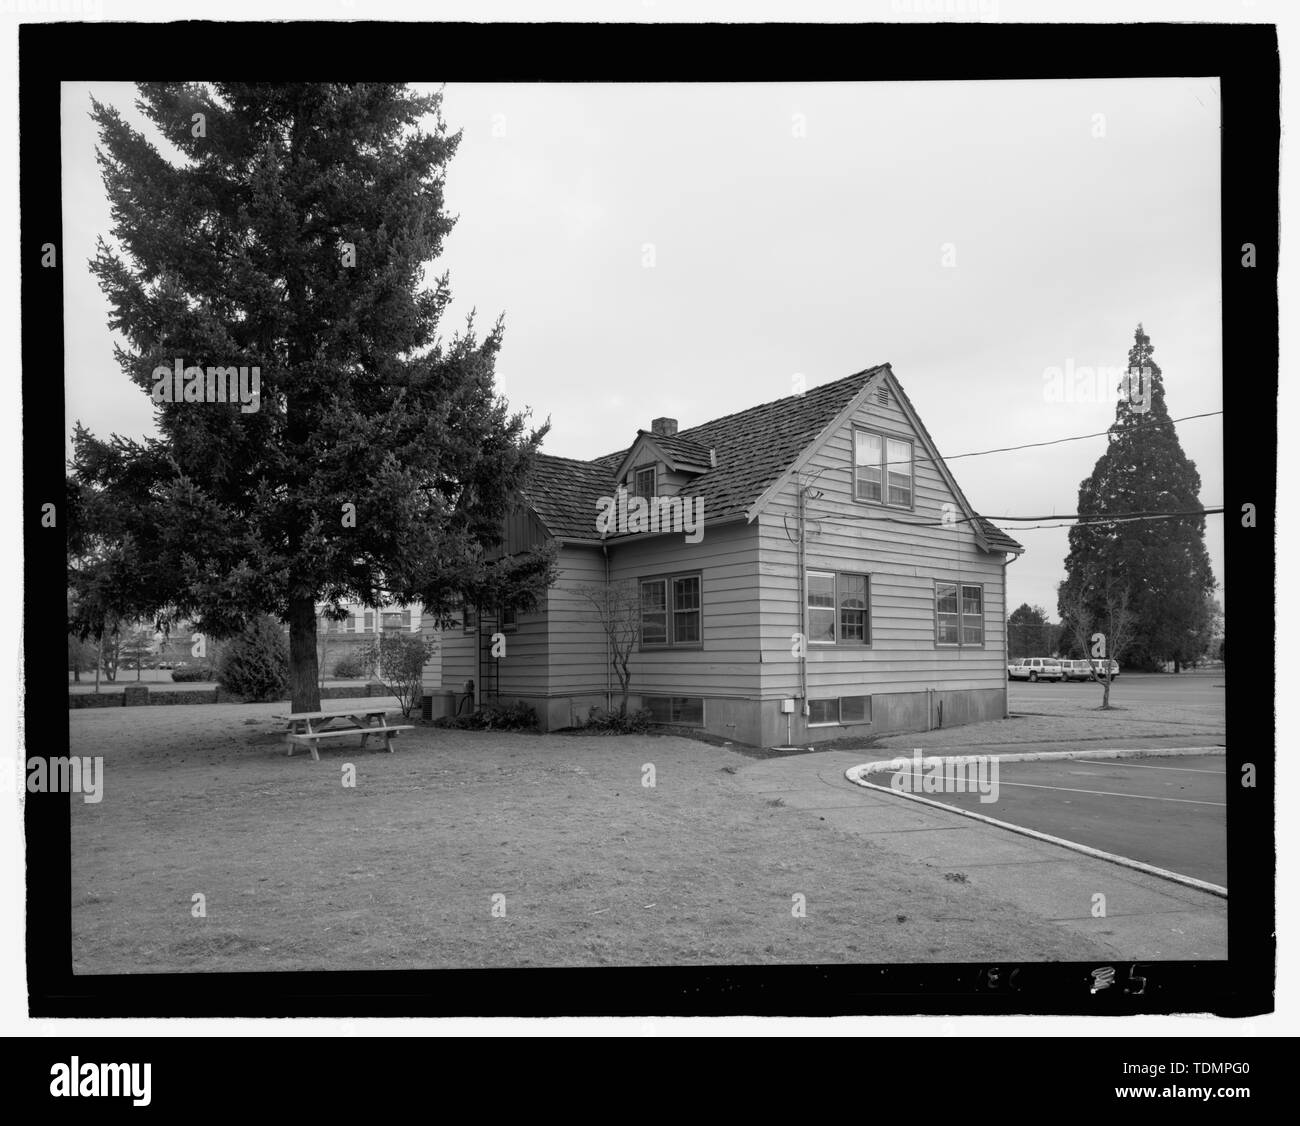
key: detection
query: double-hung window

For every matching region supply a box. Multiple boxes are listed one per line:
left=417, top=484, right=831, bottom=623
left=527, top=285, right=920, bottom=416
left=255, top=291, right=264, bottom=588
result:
left=633, top=466, right=656, bottom=501
left=854, top=428, right=913, bottom=508
left=806, top=570, right=870, bottom=645
left=640, top=572, right=701, bottom=647
left=936, top=581, right=984, bottom=647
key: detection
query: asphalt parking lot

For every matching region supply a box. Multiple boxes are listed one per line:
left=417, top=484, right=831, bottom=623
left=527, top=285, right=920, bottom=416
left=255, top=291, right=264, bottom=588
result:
left=1008, top=670, right=1225, bottom=711
left=886, top=752, right=1226, bottom=888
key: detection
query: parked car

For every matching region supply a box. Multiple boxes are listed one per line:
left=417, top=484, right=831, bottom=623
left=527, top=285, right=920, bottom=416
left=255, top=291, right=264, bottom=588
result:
left=1007, top=657, right=1064, bottom=682
left=1059, top=659, right=1090, bottom=681
left=1061, top=658, right=1121, bottom=681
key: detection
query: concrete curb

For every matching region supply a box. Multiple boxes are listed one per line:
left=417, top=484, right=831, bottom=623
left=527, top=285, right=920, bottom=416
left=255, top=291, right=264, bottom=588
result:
left=844, top=747, right=1228, bottom=898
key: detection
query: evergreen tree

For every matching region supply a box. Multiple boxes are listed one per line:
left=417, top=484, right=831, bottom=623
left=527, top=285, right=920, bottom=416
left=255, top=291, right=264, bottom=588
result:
left=1058, top=325, right=1216, bottom=671
left=70, top=83, right=554, bottom=710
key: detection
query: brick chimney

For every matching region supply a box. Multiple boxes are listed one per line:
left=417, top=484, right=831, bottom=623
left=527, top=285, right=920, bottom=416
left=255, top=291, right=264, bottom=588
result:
left=651, top=417, right=678, bottom=437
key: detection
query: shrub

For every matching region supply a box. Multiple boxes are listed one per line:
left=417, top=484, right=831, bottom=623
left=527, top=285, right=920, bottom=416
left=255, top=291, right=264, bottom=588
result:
left=584, top=706, right=654, bottom=734
left=433, top=700, right=538, bottom=731
left=170, top=665, right=209, bottom=682
left=332, top=651, right=369, bottom=679
left=361, top=631, right=438, bottom=718
left=217, top=616, right=290, bottom=702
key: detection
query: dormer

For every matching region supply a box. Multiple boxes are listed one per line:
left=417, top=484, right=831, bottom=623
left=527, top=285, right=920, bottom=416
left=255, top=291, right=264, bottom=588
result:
left=614, top=417, right=714, bottom=499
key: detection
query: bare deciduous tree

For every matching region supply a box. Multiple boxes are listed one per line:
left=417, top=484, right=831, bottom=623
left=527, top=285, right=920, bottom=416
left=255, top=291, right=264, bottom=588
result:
left=1063, top=575, right=1138, bottom=710
left=575, top=580, right=642, bottom=717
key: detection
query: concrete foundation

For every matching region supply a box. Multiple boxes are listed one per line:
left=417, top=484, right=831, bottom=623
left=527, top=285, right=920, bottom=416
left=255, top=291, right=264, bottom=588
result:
left=461, top=686, right=1006, bottom=746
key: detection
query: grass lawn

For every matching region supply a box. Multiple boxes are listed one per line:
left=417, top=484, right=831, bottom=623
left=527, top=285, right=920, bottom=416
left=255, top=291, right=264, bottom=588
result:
left=70, top=702, right=1103, bottom=973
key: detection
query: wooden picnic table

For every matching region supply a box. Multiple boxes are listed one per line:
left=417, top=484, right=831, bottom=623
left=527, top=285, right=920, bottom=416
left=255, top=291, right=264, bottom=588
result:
left=274, top=708, right=415, bottom=761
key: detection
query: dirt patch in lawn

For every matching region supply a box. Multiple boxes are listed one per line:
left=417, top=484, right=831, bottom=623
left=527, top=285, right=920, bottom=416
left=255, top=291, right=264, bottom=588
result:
left=70, top=704, right=1105, bottom=973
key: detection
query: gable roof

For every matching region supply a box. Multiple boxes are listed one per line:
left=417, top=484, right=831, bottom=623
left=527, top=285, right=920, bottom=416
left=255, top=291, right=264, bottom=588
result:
left=521, top=364, right=1022, bottom=554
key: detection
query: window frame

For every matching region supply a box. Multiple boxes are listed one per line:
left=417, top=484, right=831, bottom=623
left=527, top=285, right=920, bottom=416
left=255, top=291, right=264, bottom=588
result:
left=935, top=579, right=986, bottom=649
left=639, top=570, right=703, bottom=650
left=642, top=695, right=705, bottom=727
left=805, top=569, right=871, bottom=647
left=852, top=426, right=915, bottom=511
left=632, top=465, right=656, bottom=501
left=808, top=696, right=872, bottom=727
left=462, top=600, right=478, bottom=634
left=807, top=698, right=840, bottom=727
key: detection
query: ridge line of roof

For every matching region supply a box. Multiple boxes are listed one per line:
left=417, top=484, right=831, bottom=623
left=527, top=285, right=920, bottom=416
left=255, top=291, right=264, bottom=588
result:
left=676, top=363, right=886, bottom=439
left=585, top=364, right=887, bottom=464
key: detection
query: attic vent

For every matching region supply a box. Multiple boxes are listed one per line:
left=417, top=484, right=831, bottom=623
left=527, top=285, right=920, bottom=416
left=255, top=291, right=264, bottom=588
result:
left=875, top=388, right=890, bottom=406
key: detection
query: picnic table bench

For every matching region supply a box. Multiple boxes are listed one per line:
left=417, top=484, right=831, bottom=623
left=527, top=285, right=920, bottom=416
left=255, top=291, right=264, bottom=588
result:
left=275, top=708, right=414, bottom=761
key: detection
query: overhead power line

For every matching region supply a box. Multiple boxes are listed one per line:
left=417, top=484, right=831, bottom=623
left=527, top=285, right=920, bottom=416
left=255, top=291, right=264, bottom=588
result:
left=938, top=410, right=1222, bottom=463
left=821, top=507, right=1223, bottom=532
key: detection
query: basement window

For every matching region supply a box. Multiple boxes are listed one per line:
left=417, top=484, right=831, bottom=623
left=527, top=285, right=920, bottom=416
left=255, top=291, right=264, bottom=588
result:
left=644, top=696, right=704, bottom=726
left=809, top=696, right=872, bottom=726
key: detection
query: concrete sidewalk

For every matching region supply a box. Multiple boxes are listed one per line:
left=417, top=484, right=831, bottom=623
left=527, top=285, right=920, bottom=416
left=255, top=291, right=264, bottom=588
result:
left=736, top=749, right=1227, bottom=960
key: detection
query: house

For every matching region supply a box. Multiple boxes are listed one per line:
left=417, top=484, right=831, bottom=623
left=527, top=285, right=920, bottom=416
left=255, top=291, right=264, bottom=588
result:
left=314, top=603, right=438, bottom=683
left=430, top=364, right=1023, bottom=746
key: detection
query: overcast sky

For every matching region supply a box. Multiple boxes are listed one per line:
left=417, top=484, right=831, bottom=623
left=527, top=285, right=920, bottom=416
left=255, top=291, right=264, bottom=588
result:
left=62, top=78, right=1224, bottom=618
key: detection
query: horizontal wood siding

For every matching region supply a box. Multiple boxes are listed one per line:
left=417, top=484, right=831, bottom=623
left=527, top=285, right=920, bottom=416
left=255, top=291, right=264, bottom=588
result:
left=758, top=387, right=1009, bottom=698
left=419, top=620, right=443, bottom=690
left=608, top=519, right=763, bottom=698
left=439, top=628, right=476, bottom=695
left=546, top=547, right=612, bottom=695
left=494, top=610, right=549, bottom=697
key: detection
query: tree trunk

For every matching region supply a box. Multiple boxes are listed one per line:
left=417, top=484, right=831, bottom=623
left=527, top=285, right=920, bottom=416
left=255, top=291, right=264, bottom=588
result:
left=94, top=634, right=102, bottom=694
left=288, top=595, right=322, bottom=712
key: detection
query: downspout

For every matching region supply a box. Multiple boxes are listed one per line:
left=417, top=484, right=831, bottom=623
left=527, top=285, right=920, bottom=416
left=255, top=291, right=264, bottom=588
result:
left=1002, top=551, right=1021, bottom=719
left=796, top=474, right=808, bottom=727
left=602, top=536, right=612, bottom=713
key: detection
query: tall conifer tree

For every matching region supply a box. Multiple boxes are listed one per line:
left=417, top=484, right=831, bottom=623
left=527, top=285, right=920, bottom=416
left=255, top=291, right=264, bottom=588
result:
left=71, top=83, right=554, bottom=710
left=1059, top=325, right=1216, bottom=670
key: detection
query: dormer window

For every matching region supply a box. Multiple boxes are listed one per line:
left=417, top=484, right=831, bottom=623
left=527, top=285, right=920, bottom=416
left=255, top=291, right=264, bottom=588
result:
left=633, top=466, right=656, bottom=500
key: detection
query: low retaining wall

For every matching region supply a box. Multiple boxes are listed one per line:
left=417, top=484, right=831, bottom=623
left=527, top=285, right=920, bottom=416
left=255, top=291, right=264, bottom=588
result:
left=68, top=681, right=395, bottom=708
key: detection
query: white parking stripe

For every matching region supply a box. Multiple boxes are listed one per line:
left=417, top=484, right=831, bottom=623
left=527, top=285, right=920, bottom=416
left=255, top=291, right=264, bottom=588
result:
left=992, top=780, right=1225, bottom=805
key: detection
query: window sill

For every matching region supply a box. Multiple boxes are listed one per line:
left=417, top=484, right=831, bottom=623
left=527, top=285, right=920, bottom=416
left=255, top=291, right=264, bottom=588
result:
left=850, top=497, right=915, bottom=512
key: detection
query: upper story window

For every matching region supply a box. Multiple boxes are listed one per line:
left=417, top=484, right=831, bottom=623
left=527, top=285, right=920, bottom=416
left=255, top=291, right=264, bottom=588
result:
left=363, top=610, right=375, bottom=632
left=633, top=466, right=656, bottom=501
left=854, top=428, right=913, bottom=508
left=640, top=572, right=701, bottom=648
left=807, top=570, right=871, bottom=645
left=936, top=581, right=984, bottom=647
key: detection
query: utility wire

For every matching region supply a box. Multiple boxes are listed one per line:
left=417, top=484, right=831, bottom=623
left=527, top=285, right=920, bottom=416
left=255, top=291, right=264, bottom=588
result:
left=821, top=507, right=1223, bottom=531
left=942, top=410, right=1221, bottom=462
left=889, top=409, right=1222, bottom=468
